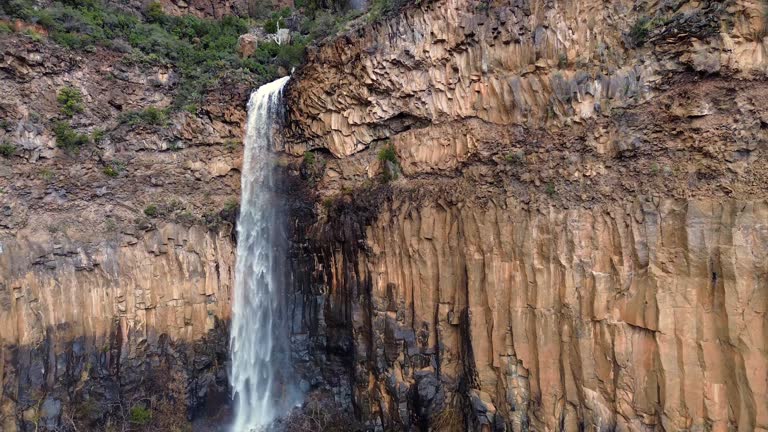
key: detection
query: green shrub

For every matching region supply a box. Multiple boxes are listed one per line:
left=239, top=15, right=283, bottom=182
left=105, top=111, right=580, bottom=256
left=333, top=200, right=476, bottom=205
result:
left=0, top=142, right=15, bottom=157
left=224, top=139, right=240, bottom=151
left=223, top=199, right=238, bottom=212
left=2, top=0, right=35, bottom=19
left=377, top=144, right=398, bottom=164
left=4, top=0, right=330, bottom=110
left=275, top=37, right=307, bottom=68
left=0, top=23, right=13, bottom=34
left=505, top=150, right=525, bottom=164
left=40, top=168, right=54, bottom=181
left=475, top=1, right=490, bottom=13
left=103, top=165, right=118, bottom=177
left=145, top=2, right=165, bottom=23
left=264, top=19, right=279, bottom=33
left=303, top=151, right=315, bottom=166
left=59, top=0, right=100, bottom=8
left=104, top=218, right=117, bottom=232
left=300, top=10, right=337, bottom=39
left=295, top=0, right=348, bottom=13
left=91, top=128, right=105, bottom=143
left=22, top=28, right=44, bottom=41
left=629, top=16, right=664, bottom=47
left=545, top=183, right=556, bottom=196
left=52, top=32, right=88, bottom=49
left=367, top=0, right=410, bottom=22
left=57, top=87, right=84, bottom=117
left=378, top=144, right=399, bottom=182
left=129, top=406, right=152, bottom=425
left=367, top=0, right=391, bottom=22
left=120, top=106, right=169, bottom=126
left=143, top=205, right=158, bottom=217
left=53, top=121, right=89, bottom=150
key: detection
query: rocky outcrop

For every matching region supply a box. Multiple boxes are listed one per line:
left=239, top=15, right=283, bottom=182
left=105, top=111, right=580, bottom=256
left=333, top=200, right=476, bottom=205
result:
left=285, top=0, right=755, bottom=158
left=291, top=196, right=767, bottom=431
left=0, top=32, right=242, bottom=430
left=281, top=0, right=768, bottom=431
left=0, top=224, right=233, bottom=431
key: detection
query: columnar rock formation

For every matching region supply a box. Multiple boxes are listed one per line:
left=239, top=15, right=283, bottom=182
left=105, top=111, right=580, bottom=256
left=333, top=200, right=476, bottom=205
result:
left=0, top=225, right=234, bottom=431
left=0, top=32, right=243, bottom=430
left=282, top=0, right=768, bottom=431
left=291, top=197, right=768, bottom=431
left=3, top=0, right=768, bottom=430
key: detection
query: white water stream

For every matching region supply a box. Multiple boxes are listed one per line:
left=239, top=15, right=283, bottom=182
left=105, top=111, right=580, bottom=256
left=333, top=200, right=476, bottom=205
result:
left=230, top=76, right=298, bottom=431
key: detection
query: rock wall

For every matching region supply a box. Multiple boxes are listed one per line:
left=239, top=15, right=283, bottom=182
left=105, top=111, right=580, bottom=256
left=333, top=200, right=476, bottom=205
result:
left=0, top=225, right=234, bottom=431
left=282, top=0, right=768, bottom=431
left=0, top=33, right=243, bottom=430
left=285, top=0, right=766, bottom=158
left=291, top=197, right=767, bottom=431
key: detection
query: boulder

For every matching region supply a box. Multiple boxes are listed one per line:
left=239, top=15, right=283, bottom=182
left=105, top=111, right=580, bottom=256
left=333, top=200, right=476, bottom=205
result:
left=237, top=33, right=260, bottom=58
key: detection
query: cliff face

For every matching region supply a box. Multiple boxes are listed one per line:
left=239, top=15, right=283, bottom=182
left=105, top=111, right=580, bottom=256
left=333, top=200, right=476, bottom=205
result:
left=291, top=197, right=768, bottom=432
left=3, top=0, right=768, bottom=430
left=0, top=34, right=243, bottom=430
left=0, top=225, right=233, bottom=431
left=283, top=0, right=768, bottom=431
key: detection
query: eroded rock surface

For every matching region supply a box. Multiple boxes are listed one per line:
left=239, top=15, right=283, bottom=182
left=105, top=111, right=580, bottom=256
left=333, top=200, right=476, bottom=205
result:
left=281, top=0, right=768, bottom=431
left=0, top=33, right=241, bottom=431
left=0, top=225, right=233, bottom=431
left=291, top=197, right=767, bottom=432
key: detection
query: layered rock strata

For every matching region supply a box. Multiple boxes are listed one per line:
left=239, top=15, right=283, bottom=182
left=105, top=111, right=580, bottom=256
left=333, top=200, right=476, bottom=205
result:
left=0, top=33, right=242, bottom=430
left=282, top=0, right=768, bottom=431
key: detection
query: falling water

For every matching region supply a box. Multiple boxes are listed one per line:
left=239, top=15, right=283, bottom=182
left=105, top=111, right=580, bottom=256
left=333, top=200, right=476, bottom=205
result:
left=230, top=76, right=298, bottom=431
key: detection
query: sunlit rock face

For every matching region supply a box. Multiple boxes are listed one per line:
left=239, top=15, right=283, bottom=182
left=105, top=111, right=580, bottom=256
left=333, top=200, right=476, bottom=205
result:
left=290, top=197, right=768, bottom=432
left=0, top=29, right=244, bottom=431
left=282, top=0, right=768, bottom=431
left=0, top=225, right=234, bottom=431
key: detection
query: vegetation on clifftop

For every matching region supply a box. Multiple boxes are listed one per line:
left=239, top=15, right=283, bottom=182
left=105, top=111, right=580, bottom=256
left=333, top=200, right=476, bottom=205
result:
left=0, top=0, right=415, bottom=113
left=0, top=0, right=309, bottom=110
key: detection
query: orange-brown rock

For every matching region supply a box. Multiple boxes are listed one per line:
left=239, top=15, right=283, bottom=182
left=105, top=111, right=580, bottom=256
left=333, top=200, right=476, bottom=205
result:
left=281, top=0, right=768, bottom=431
left=0, top=31, right=242, bottom=431
left=285, top=0, right=765, bottom=158
left=0, top=224, right=234, bottom=431
left=297, top=197, right=767, bottom=431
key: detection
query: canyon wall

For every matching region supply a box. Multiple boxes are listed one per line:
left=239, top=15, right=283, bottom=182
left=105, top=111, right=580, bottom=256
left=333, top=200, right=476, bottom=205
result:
left=283, top=0, right=768, bottom=431
left=3, top=0, right=768, bottom=430
left=290, top=196, right=768, bottom=432
left=0, top=225, right=233, bottom=431
left=0, top=33, right=244, bottom=430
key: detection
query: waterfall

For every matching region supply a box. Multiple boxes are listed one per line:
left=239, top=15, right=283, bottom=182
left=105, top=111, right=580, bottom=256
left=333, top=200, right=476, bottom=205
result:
left=230, top=76, right=298, bottom=431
